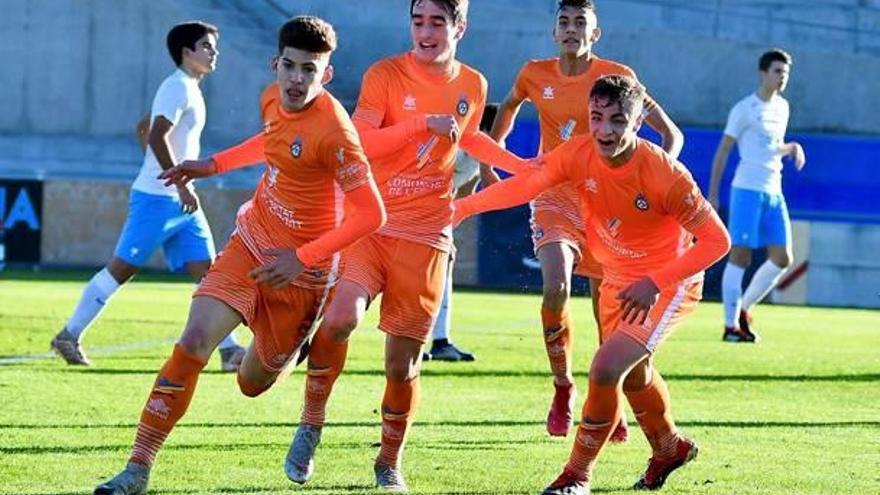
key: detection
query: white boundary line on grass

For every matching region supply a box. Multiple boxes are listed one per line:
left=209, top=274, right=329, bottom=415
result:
left=0, top=338, right=176, bottom=365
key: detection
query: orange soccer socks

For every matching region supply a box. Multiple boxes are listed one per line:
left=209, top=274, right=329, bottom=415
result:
left=376, top=377, right=421, bottom=468
left=624, top=369, right=682, bottom=459
left=130, top=344, right=207, bottom=467
left=300, top=327, right=348, bottom=427
left=562, top=381, right=620, bottom=482
left=542, top=305, right=575, bottom=385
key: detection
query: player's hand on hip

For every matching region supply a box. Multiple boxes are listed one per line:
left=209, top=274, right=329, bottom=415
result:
left=426, top=114, right=460, bottom=143
left=617, top=277, right=660, bottom=325
left=249, top=248, right=304, bottom=289
left=177, top=186, right=200, bottom=214
left=790, top=142, right=806, bottom=170
left=160, top=158, right=218, bottom=187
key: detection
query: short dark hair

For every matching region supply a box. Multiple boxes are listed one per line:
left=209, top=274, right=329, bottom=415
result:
left=410, top=0, right=469, bottom=24
left=166, top=21, right=219, bottom=67
left=278, top=16, right=337, bottom=54
left=759, top=48, right=792, bottom=71
left=557, top=0, right=596, bottom=14
left=590, top=74, right=646, bottom=111
left=480, top=103, right=498, bottom=132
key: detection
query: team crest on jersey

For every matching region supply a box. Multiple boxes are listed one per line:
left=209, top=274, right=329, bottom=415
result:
left=543, top=86, right=555, bottom=99
left=456, top=95, right=470, bottom=116
left=634, top=193, right=649, bottom=211
left=290, top=137, right=303, bottom=158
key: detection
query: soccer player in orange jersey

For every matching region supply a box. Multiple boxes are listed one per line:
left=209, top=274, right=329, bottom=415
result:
left=283, top=0, right=530, bottom=491
left=93, top=17, right=386, bottom=495
left=453, top=75, right=730, bottom=494
left=488, top=0, right=684, bottom=442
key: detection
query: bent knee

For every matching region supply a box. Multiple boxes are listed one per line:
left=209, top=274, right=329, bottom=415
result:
left=542, top=284, right=570, bottom=310
left=237, top=370, right=273, bottom=398
left=589, top=363, right=623, bottom=386
left=386, top=361, right=420, bottom=383
left=178, top=328, right=217, bottom=358
left=321, top=313, right=359, bottom=342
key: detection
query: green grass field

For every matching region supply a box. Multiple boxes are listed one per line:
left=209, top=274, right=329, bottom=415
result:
left=1, top=271, right=878, bottom=494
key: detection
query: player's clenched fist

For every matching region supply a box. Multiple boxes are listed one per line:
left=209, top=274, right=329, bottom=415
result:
left=426, top=114, right=460, bottom=143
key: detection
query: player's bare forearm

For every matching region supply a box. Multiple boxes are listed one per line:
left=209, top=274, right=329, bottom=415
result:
left=645, top=105, right=684, bottom=159
left=135, top=115, right=150, bottom=153
left=147, top=116, right=178, bottom=171
left=708, top=136, right=735, bottom=203
left=488, top=91, right=524, bottom=144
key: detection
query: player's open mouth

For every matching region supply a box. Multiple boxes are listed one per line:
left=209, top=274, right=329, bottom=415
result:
left=597, top=138, right=616, bottom=148
left=563, top=38, right=580, bottom=45
left=419, top=42, right=438, bottom=50
left=287, top=88, right=304, bottom=100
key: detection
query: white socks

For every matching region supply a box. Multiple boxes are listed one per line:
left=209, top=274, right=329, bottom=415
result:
left=65, top=268, right=121, bottom=341
left=721, top=263, right=745, bottom=328
left=743, top=260, right=787, bottom=310
left=431, top=271, right=453, bottom=341
left=217, top=332, right=240, bottom=350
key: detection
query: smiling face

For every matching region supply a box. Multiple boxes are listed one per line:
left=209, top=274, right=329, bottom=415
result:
left=589, top=95, right=643, bottom=163
left=553, top=6, right=599, bottom=57
left=273, top=46, right=332, bottom=112
left=410, top=0, right=466, bottom=66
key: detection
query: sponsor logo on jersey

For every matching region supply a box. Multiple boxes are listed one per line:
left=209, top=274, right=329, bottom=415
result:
left=403, top=94, right=417, bottom=111
left=584, top=177, right=598, bottom=193
left=543, top=86, right=555, bottom=100
left=559, top=119, right=576, bottom=141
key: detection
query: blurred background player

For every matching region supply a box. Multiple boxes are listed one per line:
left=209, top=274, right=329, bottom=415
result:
left=487, top=0, right=682, bottom=441
left=93, top=16, right=385, bottom=495
left=453, top=74, right=731, bottom=495
left=708, top=48, right=806, bottom=343
left=49, top=21, right=246, bottom=371
left=284, top=1, right=531, bottom=491
left=423, top=103, right=499, bottom=363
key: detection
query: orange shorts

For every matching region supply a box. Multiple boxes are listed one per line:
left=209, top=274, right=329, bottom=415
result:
left=598, top=278, right=703, bottom=353
left=195, top=234, right=332, bottom=372
left=530, top=209, right=603, bottom=279
left=341, top=234, right=448, bottom=343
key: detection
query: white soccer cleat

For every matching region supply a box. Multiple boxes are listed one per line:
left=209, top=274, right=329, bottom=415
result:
left=374, top=463, right=408, bottom=492
left=285, top=424, right=322, bottom=484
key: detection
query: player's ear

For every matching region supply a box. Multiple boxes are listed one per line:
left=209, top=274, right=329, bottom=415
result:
left=590, top=26, right=602, bottom=44
left=270, top=55, right=279, bottom=73
left=454, top=19, right=467, bottom=40
left=321, top=64, right=334, bottom=85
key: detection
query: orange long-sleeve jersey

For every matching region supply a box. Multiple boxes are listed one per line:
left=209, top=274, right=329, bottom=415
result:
left=351, top=52, right=529, bottom=252
left=211, top=83, right=385, bottom=289
left=513, top=56, right=653, bottom=231
left=455, top=136, right=731, bottom=288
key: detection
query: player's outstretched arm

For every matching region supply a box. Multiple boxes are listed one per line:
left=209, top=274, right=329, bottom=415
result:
left=296, top=180, right=386, bottom=267
left=643, top=98, right=684, bottom=159
left=159, top=132, right=266, bottom=187
left=707, top=135, right=736, bottom=210
left=460, top=131, right=533, bottom=175
left=453, top=165, right=555, bottom=226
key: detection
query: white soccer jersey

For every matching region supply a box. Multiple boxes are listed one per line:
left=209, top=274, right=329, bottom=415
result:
left=723, top=93, right=790, bottom=194
left=132, top=69, right=206, bottom=196
left=452, top=150, right=480, bottom=191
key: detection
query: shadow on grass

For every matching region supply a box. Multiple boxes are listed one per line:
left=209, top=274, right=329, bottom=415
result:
left=21, top=484, right=376, bottom=495
left=3, top=419, right=879, bottom=432
left=43, top=367, right=880, bottom=383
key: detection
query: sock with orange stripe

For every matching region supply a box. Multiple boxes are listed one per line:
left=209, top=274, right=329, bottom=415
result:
left=300, top=326, right=348, bottom=427
left=542, top=305, right=574, bottom=386
left=624, top=369, right=682, bottom=459
left=376, top=377, right=420, bottom=468
left=129, top=344, right=207, bottom=467
left=562, top=381, right=620, bottom=482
